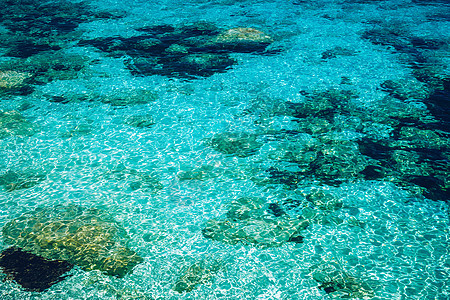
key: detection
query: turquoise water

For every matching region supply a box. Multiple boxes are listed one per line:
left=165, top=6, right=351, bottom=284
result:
left=0, top=0, right=449, bottom=299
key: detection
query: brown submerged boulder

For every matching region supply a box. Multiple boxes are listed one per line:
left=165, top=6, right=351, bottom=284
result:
left=2, top=205, right=143, bottom=277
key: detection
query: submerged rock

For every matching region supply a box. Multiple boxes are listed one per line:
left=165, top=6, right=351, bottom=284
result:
left=0, top=110, right=37, bottom=138
left=124, top=115, right=155, bottom=128
left=203, top=214, right=308, bottom=248
left=0, top=0, right=123, bottom=59
left=0, top=247, right=73, bottom=292
left=202, top=197, right=309, bottom=248
left=359, top=96, right=431, bottom=127
left=46, top=88, right=158, bottom=106
left=310, top=140, right=369, bottom=183
left=60, top=124, right=92, bottom=138
left=0, top=51, right=92, bottom=84
left=0, top=70, right=32, bottom=90
left=174, top=53, right=236, bottom=77
left=321, top=46, right=357, bottom=59
left=211, top=27, right=273, bottom=52
left=357, top=137, right=449, bottom=201
left=177, top=165, right=220, bottom=181
left=244, top=94, right=296, bottom=118
left=99, top=89, right=158, bottom=106
left=207, top=132, right=262, bottom=157
left=5, top=40, right=61, bottom=59
left=290, top=89, right=357, bottom=119
left=0, top=70, right=33, bottom=96
left=311, top=262, right=375, bottom=299
left=304, top=189, right=343, bottom=212
left=101, top=166, right=163, bottom=193
left=81, top=23, right=273, bottom=79
left=0, top=170, right=46, bottom=192
left=296, top=117, right=333, bottom=135
left=380, top=78, right=430, bottom=100
left=2, top=205, right=143, bottom=277
left=172, top=258, right=222, bottom=293
left=393, top=127, right=449, bottom=150
left=267, top=140, right=318, bottom=168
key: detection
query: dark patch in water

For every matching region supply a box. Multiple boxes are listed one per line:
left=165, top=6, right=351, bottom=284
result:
left=408, top=176, right=449, bottom=201
left=359, top=165, right=385, bottom=180
left=410, top=37, right=447, bottom=50
left=357, top=138, right=392, bottom=160
left=0, top=0, right=120, bottom=37
left=0, top=247, right=73, bottom=292
left=267, top=167, right=302, bottom=187
left=424, top=78, right=450, bottom=132
left=137, top=24, right=176, bottom=35
left=79, top=23, right=274, bottom=79
left=412, top=0, right=450, bottom=5
left=268, top=203, right=286, bottom=217
left=5, top=41, right=61, bottom=58
left=288, top=234, right=304, bottom=243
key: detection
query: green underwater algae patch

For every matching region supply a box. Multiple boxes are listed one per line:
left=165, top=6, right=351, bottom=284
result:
left=2, top=205, right=143, bottom=278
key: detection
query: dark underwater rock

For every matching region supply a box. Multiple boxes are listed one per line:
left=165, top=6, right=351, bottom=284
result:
left=258, top=167, right=303, bottom=188
left=423, top=78, right=450, bottom=132
left=2, top=205, right=143, bottom=277
left=167, top=53, right=236, bottom=77
left=0, top=247, right=73, bottom=292
left=408, top=175, right=449, bottom=201
left=393, top=126, right=449, bottom=150
left=358, top=96, right=431, bottom=127
left=80, top=23, right=273, bottom=79
left=359, top=165, right=385, bottom=180
left=124, top=115, right=155, bottom=128
left=380, top=78, right=430, bottom=100
left=308, top=140, right=369, bottom=183
left=357, top=138, right=393, bottom=160
left=411, top=0, right=450, bottom=5
left=290, top=89, right=357, bottom=119
left=0, top=0, right=122, bottom=38
left=5, top=41, right=61, bottom=58
left=0, top=51, right=93, bottom=84
left=296, top=117, right=333, bottom=135
left=357, top=135, right=449, bottom=201
left=0, top=170, right=46, bottom=192
left=361, top=27, right=412, bottom=51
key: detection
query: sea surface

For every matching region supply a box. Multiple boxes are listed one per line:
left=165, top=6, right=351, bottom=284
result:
left=0, top=0, right=448, bottom=299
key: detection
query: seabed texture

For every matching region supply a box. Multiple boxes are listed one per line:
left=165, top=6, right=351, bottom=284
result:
left=0, top=0, right=449, bottom=299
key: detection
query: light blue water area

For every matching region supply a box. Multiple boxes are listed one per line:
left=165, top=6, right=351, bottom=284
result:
left=0, top=0, right=449, bottom=299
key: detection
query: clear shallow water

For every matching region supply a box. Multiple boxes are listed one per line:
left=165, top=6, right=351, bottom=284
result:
left=0, top=0, right=449, bottom=299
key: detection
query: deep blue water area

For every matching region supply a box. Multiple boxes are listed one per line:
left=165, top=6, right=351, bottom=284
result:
left=0, top=0, right=449, bottom=299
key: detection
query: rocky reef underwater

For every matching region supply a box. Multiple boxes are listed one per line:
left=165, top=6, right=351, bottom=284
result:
left=0, top=0, right=449, bottom=299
